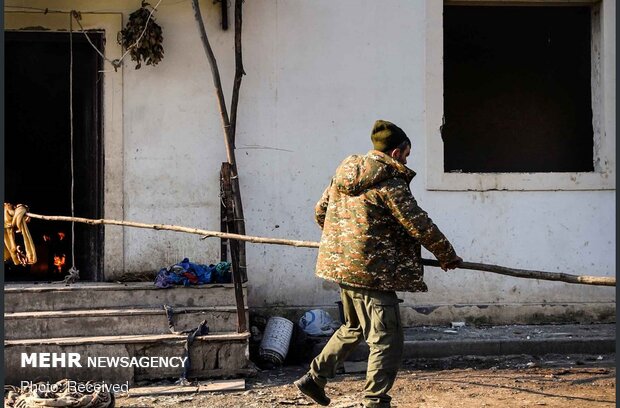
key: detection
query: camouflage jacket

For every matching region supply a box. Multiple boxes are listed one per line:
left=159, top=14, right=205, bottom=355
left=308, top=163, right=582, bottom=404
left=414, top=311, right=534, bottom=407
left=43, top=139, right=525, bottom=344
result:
left=315, top=150, right=458, bottom=292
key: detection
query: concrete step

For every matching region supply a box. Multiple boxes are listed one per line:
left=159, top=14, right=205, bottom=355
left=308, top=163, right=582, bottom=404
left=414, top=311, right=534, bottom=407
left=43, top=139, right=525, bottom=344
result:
left=5, top=306, right=249, bottom=340
left=4, top=282, right=245, bottom=312
left=5, top=332, right=254, bottom=386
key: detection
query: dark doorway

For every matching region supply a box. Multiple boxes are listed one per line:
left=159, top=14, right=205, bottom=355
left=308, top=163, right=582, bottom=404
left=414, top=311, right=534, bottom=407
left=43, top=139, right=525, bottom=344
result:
left=5, top=31, right=104, bottom=281
left=443, top=6, right=594, bottom=173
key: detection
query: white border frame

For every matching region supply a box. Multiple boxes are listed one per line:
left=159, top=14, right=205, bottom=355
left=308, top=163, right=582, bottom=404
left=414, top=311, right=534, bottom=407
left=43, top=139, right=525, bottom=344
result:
left=6, top=12, right=125, bottom=277
left=425, top=0, right=615, bottom=191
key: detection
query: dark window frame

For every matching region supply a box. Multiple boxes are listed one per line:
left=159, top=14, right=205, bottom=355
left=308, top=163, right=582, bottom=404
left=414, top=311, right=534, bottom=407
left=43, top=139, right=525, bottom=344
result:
left=442, top=5, right=594, bottom=174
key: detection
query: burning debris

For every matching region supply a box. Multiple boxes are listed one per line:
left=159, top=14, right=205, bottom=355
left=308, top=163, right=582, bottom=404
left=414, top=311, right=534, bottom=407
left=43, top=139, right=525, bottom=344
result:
left=53, top=254, right=67, bottom=273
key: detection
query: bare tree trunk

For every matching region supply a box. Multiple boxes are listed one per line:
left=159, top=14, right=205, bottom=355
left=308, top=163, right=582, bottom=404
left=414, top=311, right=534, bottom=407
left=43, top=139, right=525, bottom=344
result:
left=191, top=0, right=247, bottom=281
left=228, top=0, right=248, bottom=282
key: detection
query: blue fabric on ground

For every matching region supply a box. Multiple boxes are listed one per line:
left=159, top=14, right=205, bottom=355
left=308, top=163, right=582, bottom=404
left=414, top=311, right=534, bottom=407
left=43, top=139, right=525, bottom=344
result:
left=213, top=261, right=232, bottom=283
left=155, top=258, right=220, bottom=288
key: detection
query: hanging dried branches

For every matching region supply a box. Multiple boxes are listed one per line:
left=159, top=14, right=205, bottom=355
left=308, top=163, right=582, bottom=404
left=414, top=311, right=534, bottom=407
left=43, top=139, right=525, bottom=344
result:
left=120, top=1, right=164, bottom=69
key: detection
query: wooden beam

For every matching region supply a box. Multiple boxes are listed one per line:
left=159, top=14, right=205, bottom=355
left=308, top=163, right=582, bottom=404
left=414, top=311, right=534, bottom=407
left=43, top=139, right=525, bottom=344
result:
left=221, top=163, right=247, bottom=333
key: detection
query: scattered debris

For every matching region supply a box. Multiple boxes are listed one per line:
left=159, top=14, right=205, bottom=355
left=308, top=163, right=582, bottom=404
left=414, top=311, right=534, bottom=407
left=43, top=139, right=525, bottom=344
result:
left=155, top=258, right=231, bottom=288
left=251, top=325, right=263, bottom=342
left=5, top=379, right=114, bottom=408
left=115, top=356, right=615, bottom=407
left=299, top=309, right=341, bottom=336
left=279, top=398, right=313, bottom=405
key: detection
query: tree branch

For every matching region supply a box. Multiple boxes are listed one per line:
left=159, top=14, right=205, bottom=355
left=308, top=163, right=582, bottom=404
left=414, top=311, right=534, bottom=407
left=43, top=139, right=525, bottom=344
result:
left=191, top=0, right=248, bottom=281
left=230, top=0, right=245, bottom=142
left=191, top=0, right=234, bottom=162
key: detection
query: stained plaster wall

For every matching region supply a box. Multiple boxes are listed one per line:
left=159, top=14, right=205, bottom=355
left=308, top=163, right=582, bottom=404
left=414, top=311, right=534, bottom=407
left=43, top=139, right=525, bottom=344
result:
left=6, top=0, right=615, bottom=324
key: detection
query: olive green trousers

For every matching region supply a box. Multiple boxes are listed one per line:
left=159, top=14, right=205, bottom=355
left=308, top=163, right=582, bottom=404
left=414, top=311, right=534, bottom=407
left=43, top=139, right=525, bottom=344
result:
left=309, top=285, right=404, bottom=408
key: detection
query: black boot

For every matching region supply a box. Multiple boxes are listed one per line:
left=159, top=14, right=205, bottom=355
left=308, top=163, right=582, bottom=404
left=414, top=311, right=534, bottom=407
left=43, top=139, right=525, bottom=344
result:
left=294, top=373, right=330, bottom=406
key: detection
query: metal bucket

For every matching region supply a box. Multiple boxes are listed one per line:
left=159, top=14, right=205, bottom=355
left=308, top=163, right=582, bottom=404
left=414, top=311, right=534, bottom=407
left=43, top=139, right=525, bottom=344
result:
left=259, top=316, right=294, bottom=366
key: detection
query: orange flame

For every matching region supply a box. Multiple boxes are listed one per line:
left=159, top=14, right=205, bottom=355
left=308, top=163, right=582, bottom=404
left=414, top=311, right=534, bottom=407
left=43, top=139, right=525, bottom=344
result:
left=53, top=254, right=66, bottom=273
left=58, top=232, right=66, bottom=241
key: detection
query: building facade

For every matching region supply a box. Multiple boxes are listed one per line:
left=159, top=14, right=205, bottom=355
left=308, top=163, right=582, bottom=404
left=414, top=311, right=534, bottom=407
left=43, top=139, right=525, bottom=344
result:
left=5, top=0, right=615, bottom=325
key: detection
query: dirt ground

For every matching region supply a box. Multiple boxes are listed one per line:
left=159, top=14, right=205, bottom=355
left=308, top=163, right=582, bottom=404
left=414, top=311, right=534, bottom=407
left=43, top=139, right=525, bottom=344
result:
left=117, top=354, right=616, bottom=408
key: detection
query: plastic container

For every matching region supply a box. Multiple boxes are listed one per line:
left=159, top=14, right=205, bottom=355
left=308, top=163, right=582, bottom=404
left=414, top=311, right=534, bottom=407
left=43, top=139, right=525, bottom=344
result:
left=259, top=316, right=294, bottom=366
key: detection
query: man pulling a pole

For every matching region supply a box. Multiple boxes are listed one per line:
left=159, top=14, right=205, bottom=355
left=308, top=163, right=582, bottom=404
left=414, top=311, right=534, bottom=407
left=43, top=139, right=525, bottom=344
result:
left=295, top=120, right=462, bottom=408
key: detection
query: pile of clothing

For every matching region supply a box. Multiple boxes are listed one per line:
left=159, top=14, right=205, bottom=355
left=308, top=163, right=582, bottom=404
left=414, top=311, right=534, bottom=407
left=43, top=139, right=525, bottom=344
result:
left=155, top=258, right=232, bottom=288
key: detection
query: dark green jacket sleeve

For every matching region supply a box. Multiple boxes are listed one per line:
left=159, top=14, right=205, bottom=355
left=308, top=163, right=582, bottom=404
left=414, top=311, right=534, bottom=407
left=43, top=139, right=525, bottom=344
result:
left=380, top=179, right=457, bottom=263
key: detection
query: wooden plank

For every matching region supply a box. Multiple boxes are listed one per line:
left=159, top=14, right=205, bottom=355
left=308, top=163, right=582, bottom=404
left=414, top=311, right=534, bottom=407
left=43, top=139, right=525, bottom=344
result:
left=199, top=379, right=245, bottom=392
left=221, top=163, right=248, bottom=333
left=128, top=379, right=245, bottom=397
left=129, top=384, right=199, bottom=396
left=229, top=174, right=248, bottom=282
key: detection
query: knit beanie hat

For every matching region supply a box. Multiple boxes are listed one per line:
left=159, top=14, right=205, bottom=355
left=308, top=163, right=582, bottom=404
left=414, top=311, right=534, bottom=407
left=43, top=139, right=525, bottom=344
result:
left=370, top=120, right=410, bottom=152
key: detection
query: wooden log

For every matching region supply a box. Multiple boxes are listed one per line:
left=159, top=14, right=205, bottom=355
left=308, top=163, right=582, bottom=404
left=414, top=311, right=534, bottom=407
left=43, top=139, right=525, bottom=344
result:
left=25, top=212, right=615, bottom=287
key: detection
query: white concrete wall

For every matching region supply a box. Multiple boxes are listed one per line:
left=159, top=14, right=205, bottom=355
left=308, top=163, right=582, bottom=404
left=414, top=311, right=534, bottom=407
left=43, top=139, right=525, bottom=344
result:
left=6, top=0, right=615, bottom=324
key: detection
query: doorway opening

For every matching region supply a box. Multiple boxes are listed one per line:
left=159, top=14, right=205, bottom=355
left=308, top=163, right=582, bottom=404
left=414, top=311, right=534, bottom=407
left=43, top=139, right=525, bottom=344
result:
left=5, top=31, right=104, bottom=282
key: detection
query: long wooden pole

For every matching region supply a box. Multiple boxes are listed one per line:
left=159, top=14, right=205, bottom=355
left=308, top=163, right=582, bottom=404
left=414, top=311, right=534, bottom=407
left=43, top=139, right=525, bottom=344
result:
left=26, top=212, right=615, bottom=287
left=26, top=213, right=319, bottom=247
left=421, top=259, right=615, bottom=287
